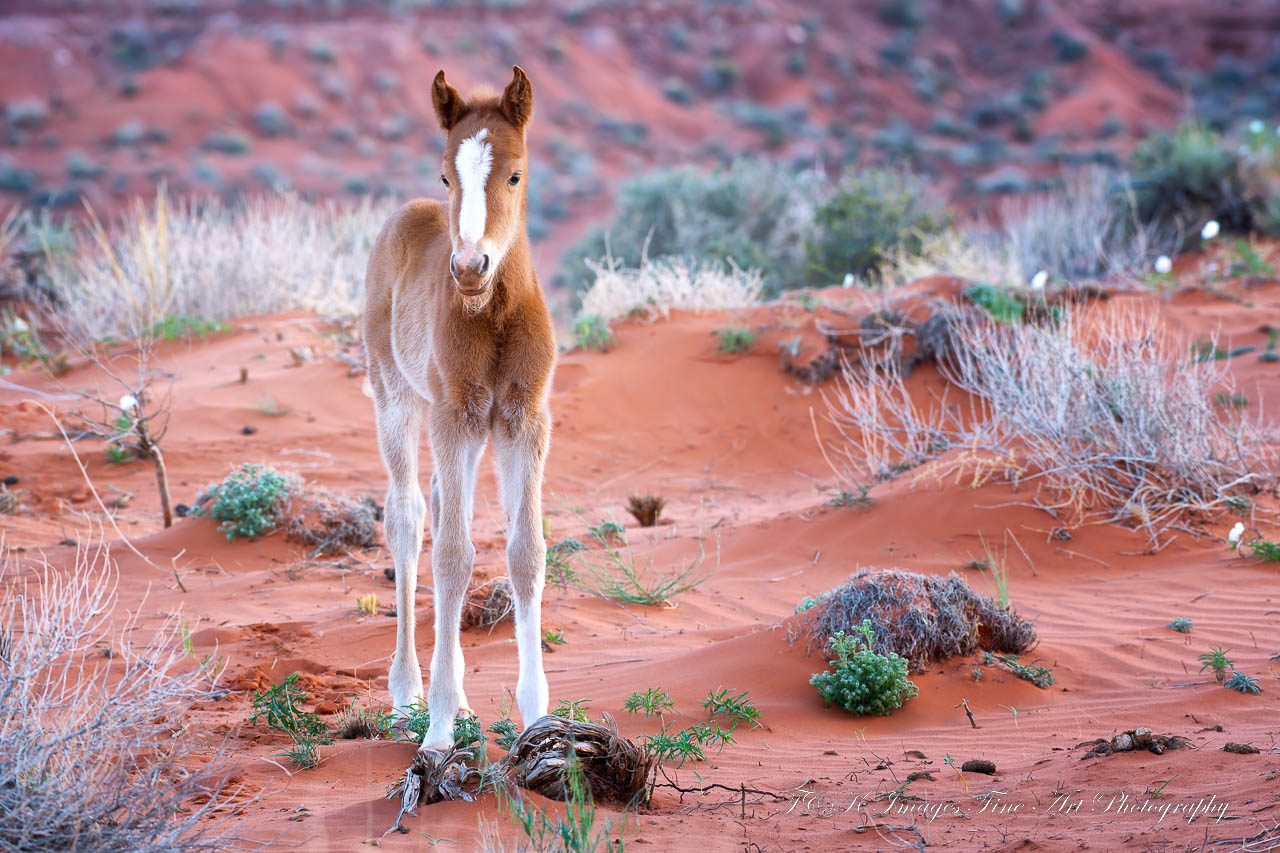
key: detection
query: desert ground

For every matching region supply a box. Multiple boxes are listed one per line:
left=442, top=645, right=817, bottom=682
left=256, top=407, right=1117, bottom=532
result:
left=2, top=269, right=1278, bottom=851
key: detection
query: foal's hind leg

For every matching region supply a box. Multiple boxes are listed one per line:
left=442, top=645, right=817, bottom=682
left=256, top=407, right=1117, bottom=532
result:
left=493, top=404, right=551, bottom=728
left=373, top=384, right=427, bottom=716
left=420, top=408, right=487, bottom=753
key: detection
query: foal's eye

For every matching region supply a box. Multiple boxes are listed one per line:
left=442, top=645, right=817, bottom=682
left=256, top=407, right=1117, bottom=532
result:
left=508, top=171, right=522, bottom=186
left=440, top=174, right=449, bottom=187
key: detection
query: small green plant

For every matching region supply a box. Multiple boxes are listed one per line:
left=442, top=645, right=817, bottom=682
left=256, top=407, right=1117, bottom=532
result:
left=195, top=463, right=290, bottom=542
left=964, top=283, right=1025, bottom=325
left=541, top=628, right=566, bottom=648
left=702, top=687, right=763, bottom=729
left=499, top=750, right=624, bottom=853
left=1228, top=240, right=1276, bottom=279
left=794, top=591, right=831, bottom=613
left=1224, top=671, right=1261, bottom=695
left=1198, top=646, right=1234, bottom=683
left=828, top=487, right=872, bottom=509
left=106, top=444, right=136, bottom=464
left=981, top=652, right=1054, bottom=688
left=623, top=687, right=676, bottom=719
left=255, top=394, right=292, bottom=417
left=580, top=534, right=714, bottom=607
left=1244, top=537, right=1280, bottom=563
left=643, top=722, right=736, bottom=767
left=332, top=694, right=396, bottom=740
left=396, top=702, right=485, bottom=754
left=715, top=326, right=753, bottom=354
left=148, top=314, right=230, bottom=342
left=1214, top=391, right=1250, bottom=408
left=573, top=315, right=615, bottom=351
left=488, top=716, right=520, bottom=751
left=552, top=698, right=593, bottom=723
left=811, top=621, right=917, bottom=716
left=587, top=520, right=626, bottom=544
left=1167, top=618, right=1193, bottom=634
left=249, top=673, right=330, bottom=769
left=356, top=591, right=378, bottom=615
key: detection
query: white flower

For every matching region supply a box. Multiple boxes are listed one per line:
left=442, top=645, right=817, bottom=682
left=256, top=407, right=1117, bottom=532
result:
left=842, top=273, right=855, bottom=289
left=1030, top=270, right=1048, bottom=290
left=1154, top=255, right=1172, bottom=274
left=118, top=394, right=138, bottom=411
left=1201, top=220, right=1220, bottom=241
left=11, top=318, right=28, bottom=332
left=1228, top=521, right=1245, bottom=547
left=1249, top=119, right=1264, bottom=134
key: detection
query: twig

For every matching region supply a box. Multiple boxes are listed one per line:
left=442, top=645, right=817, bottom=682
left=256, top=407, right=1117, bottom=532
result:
left=956, top=698, right=978, bottom=729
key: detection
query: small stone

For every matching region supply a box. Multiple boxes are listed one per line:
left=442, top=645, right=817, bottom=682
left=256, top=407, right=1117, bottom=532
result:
left=242, top=425, right=257, bottom=435
left=174, top=503, right=190, bottom=517
left=906, top=771, right=934, bottom=782
left=1133, top=727, right=1153, bottom=747
left=961, top=759, right=996, bottom=775
left=3, top=475, right=18, bottom=486
left=1223, top=742, right=1259, bottom=754
left=1111, top=734, right=1134, bottom=752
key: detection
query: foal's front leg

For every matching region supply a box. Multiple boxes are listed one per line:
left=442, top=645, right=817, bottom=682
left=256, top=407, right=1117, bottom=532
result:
left=494, top=405, right=551, bottom=729
left=420, top=413, right=486, bottom=754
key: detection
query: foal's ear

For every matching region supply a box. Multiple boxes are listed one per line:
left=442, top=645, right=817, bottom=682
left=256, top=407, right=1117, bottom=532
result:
left=431, top=70, right=468, bottom=131
left=500, top=65, right=534, bottom=130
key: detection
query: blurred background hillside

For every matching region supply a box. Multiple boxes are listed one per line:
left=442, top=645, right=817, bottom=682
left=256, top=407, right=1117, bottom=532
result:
left=2, top=0, right=1279, bottom=295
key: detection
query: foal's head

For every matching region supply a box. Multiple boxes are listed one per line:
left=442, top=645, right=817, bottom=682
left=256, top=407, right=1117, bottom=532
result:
left=432, top=66, right=534, bottom=307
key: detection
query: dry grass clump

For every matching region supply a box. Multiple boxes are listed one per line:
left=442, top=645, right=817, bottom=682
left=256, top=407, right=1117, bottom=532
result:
left=459, top=576, right=515, bottom=629
left=40, top=192, right=397, bottom=341
left=800, top=568, right=1036, bottom=671
left=578, top=256, right=763, bottom=324
left=823, top=303, right=1270, bottom=541
left=0, top=540, right=244, bottom=852
left=282, top=489, right=380, bottom=555
left=626, top=494, right=665, bottom=527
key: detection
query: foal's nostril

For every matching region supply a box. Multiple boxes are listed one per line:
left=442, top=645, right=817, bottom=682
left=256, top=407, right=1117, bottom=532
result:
left=449, top=255, right=458, bottom=279
left=479, top=254, right=490, bottom=275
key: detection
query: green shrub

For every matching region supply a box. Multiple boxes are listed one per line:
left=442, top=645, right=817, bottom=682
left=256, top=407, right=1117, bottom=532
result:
left=715, top=325, right=753, bottom=354
left=573, top=315, right=614, bottom=351
left=804, top=169, right=948, bottom=286
left=1128, top=123, right=1252, bottom=242
left=252, top=101, right=291, bottom=137
left=559, top=159, right=823, bottom=300
left=811, top=620, right=917, bottom=716
left=196, top=463, right=291, bottom=542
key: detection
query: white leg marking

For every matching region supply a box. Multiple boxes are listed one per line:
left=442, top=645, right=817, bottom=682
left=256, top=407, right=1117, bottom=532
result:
left=455, top=127, right=492, bottom=249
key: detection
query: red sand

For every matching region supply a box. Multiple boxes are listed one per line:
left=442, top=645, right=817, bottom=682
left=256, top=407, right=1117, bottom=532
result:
left=1, top=279, right=1279, bottom=850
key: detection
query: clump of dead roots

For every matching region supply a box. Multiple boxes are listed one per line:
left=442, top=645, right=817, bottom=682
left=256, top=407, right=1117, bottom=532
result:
left=1077, top=727, right=1193, bottom=758
left=282, top=489, right=379, bottom=555
left=460, top=577, right=515, bottom=629
left=385, top=714, right=650, bottom=834
left=800, top=568, right=1036, bottom=671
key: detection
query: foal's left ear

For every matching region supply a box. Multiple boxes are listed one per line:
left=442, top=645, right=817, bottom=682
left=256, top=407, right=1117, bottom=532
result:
left=500, top=65, right=534, bottom=130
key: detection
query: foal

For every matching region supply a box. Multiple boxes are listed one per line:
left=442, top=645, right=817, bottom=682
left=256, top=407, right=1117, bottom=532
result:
left=363, top=66, right=554, bottom=755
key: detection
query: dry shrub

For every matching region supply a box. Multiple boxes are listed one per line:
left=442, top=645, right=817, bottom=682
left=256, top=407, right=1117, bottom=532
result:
left=459, top=576, right=515, bottom=629
left=800, top=568, right=1036, bottom=671
left=502, top=714, right=650, bottom=805
left=823, top=303, right=1271, bottom=541
left=578, top=256, right=762, bottom=324
left=282, top=489, right=379, bottom=555
left=42, top=192, right=397, bottom=341
left=0, top=539, right=247, bottom=852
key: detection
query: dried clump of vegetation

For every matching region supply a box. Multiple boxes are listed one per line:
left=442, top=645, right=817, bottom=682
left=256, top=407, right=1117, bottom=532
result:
left=626, top=494, right=665, bottom=527
left=799, top=568, right=1036, bottom=671
left=194, top=463, right=378, bottom=554
left=460, top=576, right=516, bottom=629
left=0, top=541, right=242, bottom=852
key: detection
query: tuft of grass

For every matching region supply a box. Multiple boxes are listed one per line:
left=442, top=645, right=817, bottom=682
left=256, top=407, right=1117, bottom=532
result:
left=623, top=687, right=676, bottom=719
left=702, top=687, right=763, bottom=728
left=715, top=325, right=753, bottom=354
left=551, top=698, right=593, bottom=723
left=828, top=487, right=872, bottom=509
left=1166, top=617, right=1193, bottom=634
left=495, top=749, right=625, bottom=853
left=356, top=592, right=378, bottom=615
left=981, top=651, right=1055, bottom=688
left=579, top=532, right=714, bottom=607
left=332, top=695, right=395, bottom=740
left=148, top=314, right=230, bottom=342
left=249, top=673, right=330, bottom=769
left=255, top=394, right=292, bottom=417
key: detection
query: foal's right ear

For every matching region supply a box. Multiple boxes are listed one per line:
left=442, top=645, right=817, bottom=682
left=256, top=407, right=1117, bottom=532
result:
left=431, top=70, right=468, bottom=132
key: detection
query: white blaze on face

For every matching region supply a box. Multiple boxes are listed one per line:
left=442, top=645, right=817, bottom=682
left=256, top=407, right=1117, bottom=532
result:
left=455, top=127, right=492, bottom=250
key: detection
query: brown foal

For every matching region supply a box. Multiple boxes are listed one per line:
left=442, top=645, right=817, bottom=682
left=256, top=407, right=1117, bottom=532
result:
left=363, top=66, right=555, bottom=754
